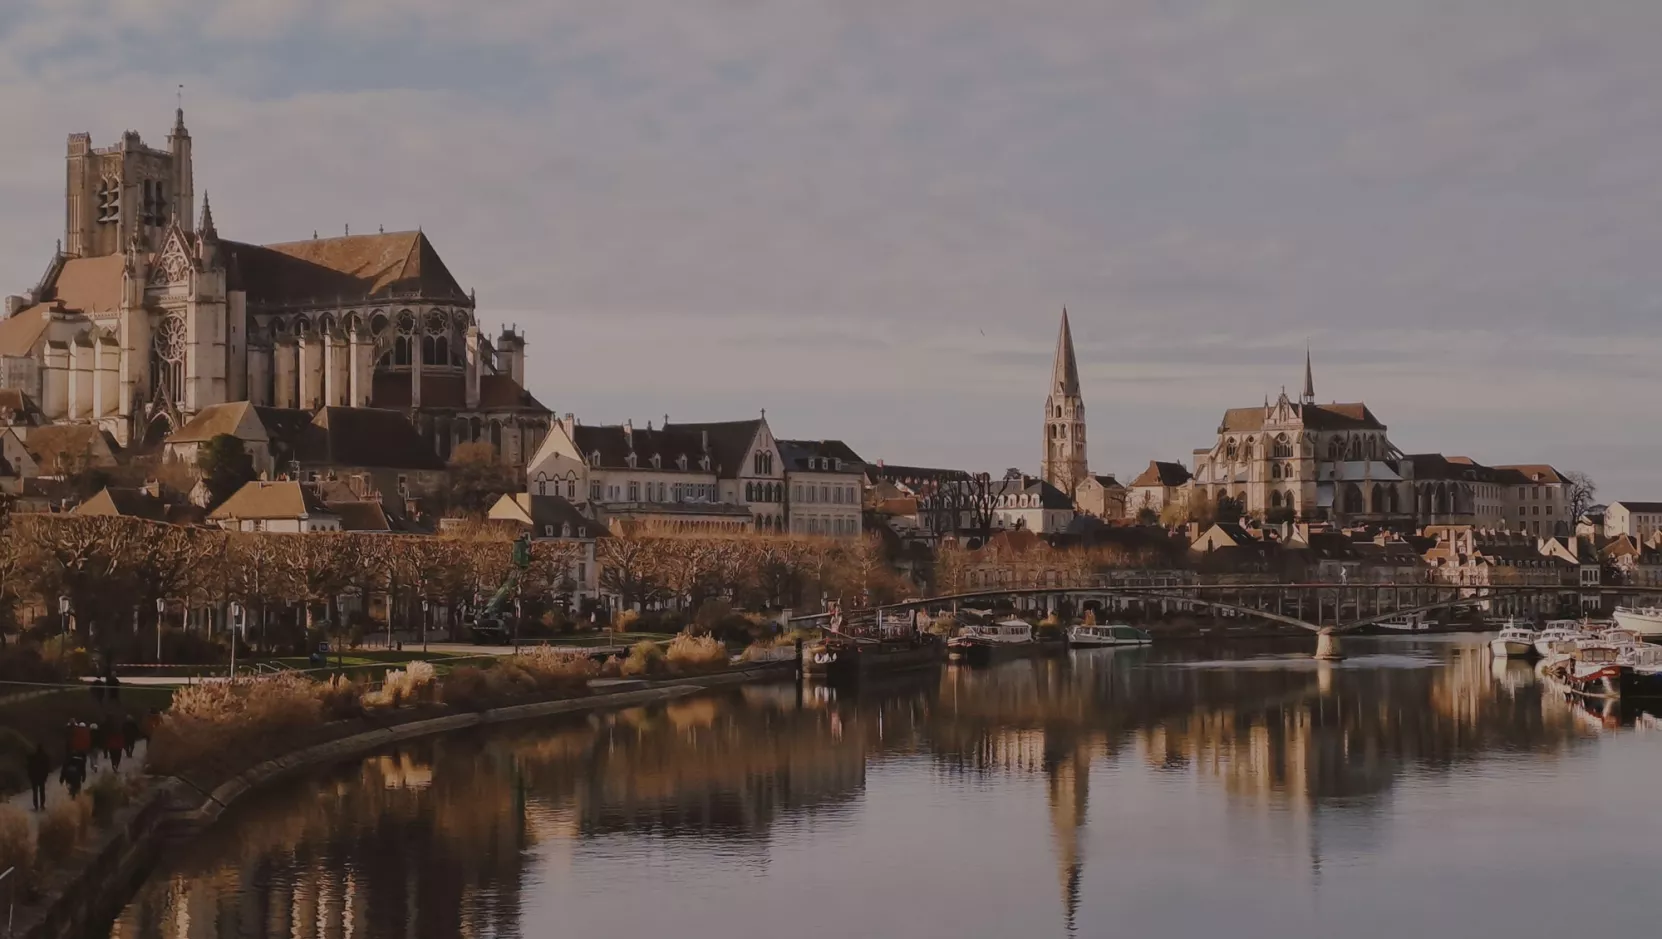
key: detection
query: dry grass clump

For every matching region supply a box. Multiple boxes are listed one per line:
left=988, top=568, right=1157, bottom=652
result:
left=87, top=772, right=129, bottom=824
left=0, top=804, right=35, bottom=881
left=440, top=650, right=593, bottom=710
left=149, top=672, right=325, bottom=776
left=35, top=796, right=92, bottom=867
left=363, top=661, right=438, bottom=709
left=620, top=640, right=668, bottom=678
left=740, top=636, right=797, bottom=663
left=666, top=633, right=728, bottom=672
left=614, top=609, right=643, bottom=632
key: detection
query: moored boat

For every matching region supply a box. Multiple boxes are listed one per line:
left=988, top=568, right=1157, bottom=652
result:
left=1068, top=624, right=1152, bottom=647
left=1375, top=613, right=1431, bottom=632
left=1613, top=606, right=1662, bottom=638
left=803, top=633, right=944, bottom=681
left=948, top=619, right=1062, bottom=664
left=1489, top=622, right=1536, bottom=658
left=1533, top=622, right=1589, bottom=658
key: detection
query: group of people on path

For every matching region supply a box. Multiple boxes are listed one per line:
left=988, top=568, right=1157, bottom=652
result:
left=26, top=714, right=145, bottom=809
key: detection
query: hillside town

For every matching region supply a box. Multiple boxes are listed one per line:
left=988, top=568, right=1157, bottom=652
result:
left=1, top=113, right=1658, bottom=636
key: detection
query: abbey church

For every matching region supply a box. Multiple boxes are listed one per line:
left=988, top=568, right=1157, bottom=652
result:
left=0, top=111, right=550, bottom=469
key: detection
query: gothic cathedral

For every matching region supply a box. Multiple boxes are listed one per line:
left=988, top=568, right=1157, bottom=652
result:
left=1041, top=309, right=1088, bottom=496
left=0, top=111, right=551, bottom=467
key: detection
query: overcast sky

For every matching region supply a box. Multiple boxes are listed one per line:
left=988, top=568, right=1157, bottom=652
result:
left=3, top=2, right=1659, bottom=497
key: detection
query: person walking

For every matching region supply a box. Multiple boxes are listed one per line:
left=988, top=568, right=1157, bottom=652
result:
left=105, top=722, right=125, bottom=772
left=26, top=743, right=50, bottom=811
left=121, top=714, right=141, bottom=759
left=84, top=722, right=100, bottom=772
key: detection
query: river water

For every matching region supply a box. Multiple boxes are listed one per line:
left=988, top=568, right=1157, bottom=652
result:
left=104, top=636, right=1662, bottom=939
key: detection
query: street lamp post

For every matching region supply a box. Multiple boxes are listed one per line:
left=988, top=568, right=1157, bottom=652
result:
left=421, top=598, right=429, bottom=653
left=229, top=601, right=243, bottom=680
left=155, top=598, right=166, bottom=662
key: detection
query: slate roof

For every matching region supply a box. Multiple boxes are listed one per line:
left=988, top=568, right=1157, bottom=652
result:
left=0, top=388, right=43, bottom=424
left=865, top=463, right=972, bottom=486
left=1611, top=501, right=1662, bottom=513
left=570, top=423, right=710, bottom=471
left=225, top=231, right=468, bottom=307
left=1130, top=460, right=1192, bottom=488
left=1494, top=464, right=1566, bottom=485
left=294, top=407, right=445, bottom=471
left=777, top=439, right=866, bottom=473
left=664, top=419, right=763, bottom=478
left=330, top=501, right=391, bottom=532
left=1218, top=402, right=1384, bottom=433
left=369, top=372, right=548, bottom=413
left=168, top=401, right=261, bottom=444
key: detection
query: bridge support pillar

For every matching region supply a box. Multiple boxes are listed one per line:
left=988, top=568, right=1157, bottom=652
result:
left=1314, top=627, right=1342, bottom=661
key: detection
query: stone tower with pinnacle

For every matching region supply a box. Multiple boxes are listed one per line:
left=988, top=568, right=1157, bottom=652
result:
left=1041, top=308, right=1089, bottom=496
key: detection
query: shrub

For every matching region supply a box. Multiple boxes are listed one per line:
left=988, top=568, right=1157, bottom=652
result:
left=149, top=672, right=325, bottom=776
left=36, top=798, right=86, bottom=867
left=515, top=646, right=596, bottom=693
left=87, top=772, right=128, bottom=824
left=440, top=666, right=493, bottom=710
left=666, top=633, right=729, bottom=673
left=614, top=609, right=642, bottom=632
left=0, top=804, right=34, bottom=882
left=317, top=674, right=365, bottom=720
left=619, top=640, right=667, bottom=678
left=364, top=661, right=437, bottom=709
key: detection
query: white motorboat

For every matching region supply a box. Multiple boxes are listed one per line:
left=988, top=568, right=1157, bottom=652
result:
left=948, top=619, right=1061, bottom=664
left=1613, top=607, right=1662, bottom=638
left=1489, top=622, right=1536, bottom=658
left=1534, top=622, right=1589, bottom=658
left=1068, top=624, right=1152, bottom=647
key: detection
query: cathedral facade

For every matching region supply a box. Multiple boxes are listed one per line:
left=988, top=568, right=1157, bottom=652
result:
left=1188, top=354, right=1416, bottom=524
left=0, top=112, right=550, bottom=467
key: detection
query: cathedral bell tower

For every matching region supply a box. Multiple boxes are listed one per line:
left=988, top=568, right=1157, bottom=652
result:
left=1041, top=308, right=1089, bottom=496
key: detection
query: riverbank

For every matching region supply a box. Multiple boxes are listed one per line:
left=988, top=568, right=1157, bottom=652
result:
left=7, top=662, right=794, bottom=939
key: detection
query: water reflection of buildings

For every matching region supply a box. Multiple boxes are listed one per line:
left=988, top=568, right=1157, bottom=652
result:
left=110, top=641, right=1597, bottom=938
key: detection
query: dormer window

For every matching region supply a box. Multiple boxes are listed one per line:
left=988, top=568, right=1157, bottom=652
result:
left=543, top=525, right=555, bottom=538
left=561, top=522, right=572, bottom=537
left=677, top=454, right=689, bottom=471
left=651, top=453, right=662, bottom=469
left=834, top=459, right=842, bottom=471
left=626, top=452, right=637, bottom=468
left=590, top=451, right=602, bottom=467
left=700, top=456, right=711, bottom=471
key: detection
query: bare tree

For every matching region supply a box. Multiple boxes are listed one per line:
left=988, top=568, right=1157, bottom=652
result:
left=1563, top=471, right=1598, bottom=523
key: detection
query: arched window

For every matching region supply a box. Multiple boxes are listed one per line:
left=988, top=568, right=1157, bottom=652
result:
left=1243, top=439, right=1254, bottom=461
left=1271, top=463, right=1281, bottom=480
left=1270, top=491, right=1282, bottom=509
left=1273, top=434, right=1292, bottom=458
left=1225, top=439, right=1238, bottom=462
left=536, top=473, right=548, bottom=496
left=1343, top=484, right=1365, bottom=514
left=1371, top=484, right=1386, bottom=514
left=1329, top=437, right=1344, bottom=460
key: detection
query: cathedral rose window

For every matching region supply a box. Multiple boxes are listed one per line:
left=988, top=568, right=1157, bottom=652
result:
left=152, top=313, right=187, bottom=405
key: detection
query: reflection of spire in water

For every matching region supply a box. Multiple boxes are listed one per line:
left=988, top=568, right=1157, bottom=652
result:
left=1045, top=730, right=1090, bottom=936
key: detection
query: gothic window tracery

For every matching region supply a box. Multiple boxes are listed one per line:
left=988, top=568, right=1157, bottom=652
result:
left=151, top=313, right=187, bottom=406
left=393, top=312, right=416, bottom=367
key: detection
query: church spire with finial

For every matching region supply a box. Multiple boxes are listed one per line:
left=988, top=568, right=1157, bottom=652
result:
left=1042, top=307, right=1089, bottom=497
left=1302, top=344, right=1315, bottom=405
left=197, top=192, right=216, bottom=237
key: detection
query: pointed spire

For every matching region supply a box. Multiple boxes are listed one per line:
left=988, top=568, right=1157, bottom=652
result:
left=1302, top=345, right=1315, bottom=404
left=197, top=192, right=216, bottom=237
left=1051, top=307, right=1081, bottom=396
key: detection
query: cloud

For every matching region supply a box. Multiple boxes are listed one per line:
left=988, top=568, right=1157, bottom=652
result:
left=2, top=1, right=1659, bottom=497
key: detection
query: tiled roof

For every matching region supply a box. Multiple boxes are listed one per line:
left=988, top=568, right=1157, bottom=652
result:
left=20, top=424, right=117, bottom=471
left=865, top=463, right=971, bottom=485
left=47, top=255, right=126, bottom=313
left=225, top=231, right=467, bottom=307
left=664, top=419, right=763, bottom=478
left=209, top=480, right=334, bottom=520
left=73, top=486, right=206, bottom=524
left=571, top=423, right=709, bottom=471
left=490, top=492, right=596, bottom=537
left=0, top=305, right=54, bottom=357
left=777, top=439, right=866, bottom=473
left=0, top=388, right=43, bottom=423
left=1130, top=460, right=1191, bottom=488
left=369, top=372, right=548, bottom=413
left=295, top=407, right=444, bottom=471
left=1611, top=501, right=1662, bottom=513
left=1085, top=474, right=1123, bottom=489
left=168, top=401, right=259, bottom=444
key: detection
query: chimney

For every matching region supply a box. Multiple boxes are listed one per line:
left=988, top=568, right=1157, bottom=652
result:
left=3, top=296, right=24, bottom=317
left=143, top=478, right=161, bottom=498
left=623, top=419, right=633, bottom=446
left=701, top=429, right=709, bottom=451
left=663, top=413, right=670, bottom=427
